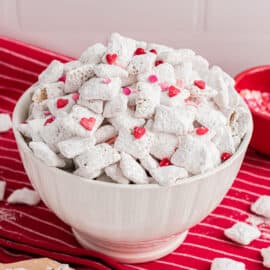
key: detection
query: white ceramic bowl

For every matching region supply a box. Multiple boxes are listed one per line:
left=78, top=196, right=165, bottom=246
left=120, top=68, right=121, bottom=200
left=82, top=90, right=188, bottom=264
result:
left=13, top=87, right=253, bottom=263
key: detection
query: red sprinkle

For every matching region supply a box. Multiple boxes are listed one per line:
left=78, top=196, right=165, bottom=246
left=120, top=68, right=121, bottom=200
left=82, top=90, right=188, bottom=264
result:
left=148, top=74, right=158, bottom=83
left=221, top=152, right=232, bottom=162
left=56, top=98, right=68, bottom=109
left=72, top=92, right=80, bottom=101
left=106, top=53, right=118, bottom=65
left=44, top=116, right=55, bottom=126
left=133, top=126, right=146, bottom=139
left=159, top=157, right=171, bottom=167
left=155, top=60, right=164, bottom=66
left=194, top=80, right=206, bottom=90
left=150, top=49, right=157, bottom=54
left=80, top=117, right=96, bottom=131
left=134, top=48, right=145, bottom=55
left=168, top=85, right=180, bottom=97
left=59, top=75, right=66, bottom=82
left=159, top=82, right=169, bottom=91
left=122, top=87, right=131, bottom=96
left=44, top=111, right=51, bottom=116
left=196, top=127, right=209, bottom=135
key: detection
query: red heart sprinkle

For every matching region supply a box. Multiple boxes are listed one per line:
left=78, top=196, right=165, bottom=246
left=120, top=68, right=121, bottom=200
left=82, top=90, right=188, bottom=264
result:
left=150, top=49, right=157, bottom=54
left=80, top=117, right=96, bottom=131
left=155, top=60, right=164, bottom=66
left=168, top=85, right=180, bottom=97
left=148, top=74, right=158, bottom=83
left=72, top=92, right=80, bottom=101
left=44, top=116, right=55, bottom=126
left=221, top=152, right=232, bottom=162
left=159, top=157, right=171, bottom=167
left=56, top=98, right=68, bottom=109
left=59, top=75, right=66, bottom=82
left=44, top=111, right=51, bottom=116
left=106, top=53, right=118, bottom=65
left=133, top=126, right=146, bottom=139
left=134, top=48, right=145, bottom=55
left=196, top=127, right=209, bottom=135
left=194, top=80, right=206, bottom=90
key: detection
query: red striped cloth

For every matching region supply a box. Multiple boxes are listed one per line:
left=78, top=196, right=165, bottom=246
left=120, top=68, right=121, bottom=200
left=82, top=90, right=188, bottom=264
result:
left=0, top=36, right=270, bottom=270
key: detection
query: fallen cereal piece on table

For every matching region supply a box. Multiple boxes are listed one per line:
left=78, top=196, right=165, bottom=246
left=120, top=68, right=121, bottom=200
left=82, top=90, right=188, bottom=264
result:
left=261, top=246, right=270, bottom=268
left=18, top=32, right=251, bottom=186
left=0, top=113, right=12, bottom=132
left=7, top=187, right=41, bottom=206
left=210, top=258, right=245, bottom=270
left=0, top=180, right=6, bottom=201
left=251, top=195, right=270, bottom=218
left=224, top=221, right=261, bottom=245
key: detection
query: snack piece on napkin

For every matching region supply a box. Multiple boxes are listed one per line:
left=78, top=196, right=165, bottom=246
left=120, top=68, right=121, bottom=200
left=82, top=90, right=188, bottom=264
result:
left=0, top=258, right=72, bottom=270
left=7, top=187, right=41, bottom=206
left=251, top=195, right=270, bottom=218
left=210, top=258, right=245, bottom=270
left=261, top=246, right=270, bottom=268
left=0, top=113, right=12, bottom=132
left=0, top=180, right=6, bottom=201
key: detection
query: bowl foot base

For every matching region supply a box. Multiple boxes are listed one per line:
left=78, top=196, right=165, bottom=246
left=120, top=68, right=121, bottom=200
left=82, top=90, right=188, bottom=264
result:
left=72, top=228, right=188, bottom=263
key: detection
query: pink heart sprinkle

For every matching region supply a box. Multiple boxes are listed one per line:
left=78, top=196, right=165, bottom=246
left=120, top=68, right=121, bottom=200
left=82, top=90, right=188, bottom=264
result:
left=103, top=78, right=111, bottom=84
left=148, top=74, right=158, bottom=83
left=72, top=92, right=80, bottom=101
left=159, top=82, right=169, bottom=91
left=122, top=87, right=131, bottom=96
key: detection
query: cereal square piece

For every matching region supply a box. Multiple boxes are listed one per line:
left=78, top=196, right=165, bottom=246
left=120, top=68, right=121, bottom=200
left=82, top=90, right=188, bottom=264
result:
left=158, top=49, right=195, bottom=65
left=251, top=196, right=270, bottom=218
left=119, top=152, right=149, bottom=184
left=171, top=135, right=220, bottom=175
left=79, top=43, right=107, bottom=64
left=95, top=125, right=117, bottom=144
left=105, top=164, right=130, bottom=184
left=74, top=167, right=102, bottom=179
left=212, top=126, right=235, bottom=154
left=64, top=60, right=82, bottom=73
left=139, top=154, right=159, bottom=172
left=230, top=106, right=250, bottom=139
left=108, top=109, right=145, bottom=130
left=188, top=82, right=217, bottom=99
left=77, top=98, right=103, bottom=114
left=103, top=33, right=137, bottom=67
left=174, top=62, right=193, bottom=83
left=65, top=64, right=95, bottom=93
left=153, top=105, right=196, bottom=135
left=127, top=53, right=156, bottom=75
left=38, top=60, right=64, bottom=83
left=32, top=82, right=65, bottom=103
left=74, top=143, right=120, bottom=173
left=147, top=43, right=173, bottom=54
left=224, top=222, right=261, bottom=245
left=135, top=82, right=161, bottom=119
left=261, top=246, right=270, bottom=268
left=0, top=180, right=6, bottom=201
left=150, top=131, right=179, bottom=160
left=0, top=113, right=12, bottom=132
left=150, top=166, right=188, bottom=186
left=29, top=141, right=66, bottom=167
left=196, top=102, right=227, bottom=129
left=210, top=258, right=245, bottom=270
left=94, top=64, right=128, bottom=78
left=79, top=77, right=121, bottom=101
left=40, top=116, right=76, bottom=151
left=69, top=105, right=104, bottom=137
left=57, top=136, right=96, bottom=159
left=47, top=94, right=76, bottom=116
left=114, top=128, right=153, bottom=159
left=7, top=187, right=41, bottom=206
left=28, top=118, right=46, bottom=142
left=103, top=94, right=128, bottom=118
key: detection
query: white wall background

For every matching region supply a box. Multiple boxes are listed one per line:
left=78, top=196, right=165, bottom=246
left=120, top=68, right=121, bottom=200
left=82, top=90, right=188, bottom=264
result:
left=1, top=0, right=270, bottom=76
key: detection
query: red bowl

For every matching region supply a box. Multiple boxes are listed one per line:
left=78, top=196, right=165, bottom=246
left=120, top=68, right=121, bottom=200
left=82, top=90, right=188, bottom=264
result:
left=235, top=65, right=270, bottom=156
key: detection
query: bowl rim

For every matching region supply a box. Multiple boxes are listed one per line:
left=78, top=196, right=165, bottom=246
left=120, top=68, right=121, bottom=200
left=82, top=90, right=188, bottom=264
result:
left=12, top=86, right=253, bottom=190
left=234, top=64, right=270, bottom=121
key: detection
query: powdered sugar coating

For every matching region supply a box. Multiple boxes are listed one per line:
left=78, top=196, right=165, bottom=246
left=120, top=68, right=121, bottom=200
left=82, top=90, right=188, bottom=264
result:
left=21, top=33, right=250, bottom=186
left=211, top=258, right=245, bottom=270
left=251, top=196, right=270, bottom=218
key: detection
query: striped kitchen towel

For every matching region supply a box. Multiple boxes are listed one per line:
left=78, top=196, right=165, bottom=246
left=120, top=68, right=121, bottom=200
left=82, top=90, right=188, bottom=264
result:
left=0, top=36, right=270, bottom=270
